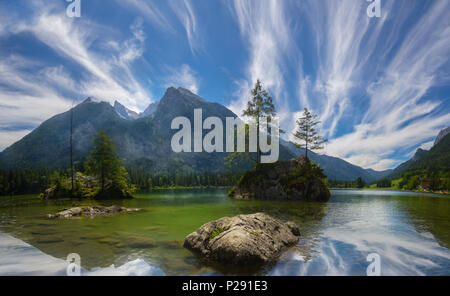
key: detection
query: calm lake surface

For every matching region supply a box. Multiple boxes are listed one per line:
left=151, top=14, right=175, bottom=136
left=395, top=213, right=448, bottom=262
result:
left=0, top=189, right=449, bottom=275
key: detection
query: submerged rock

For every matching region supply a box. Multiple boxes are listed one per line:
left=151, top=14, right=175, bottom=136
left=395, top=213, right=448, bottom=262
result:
left=183, top=213, right=300, bottom=266
left=47, top=205, right=140, bottom=219
left=82, top=205, right=139, bottom=216
left=229, top=155, right=330, bottom=202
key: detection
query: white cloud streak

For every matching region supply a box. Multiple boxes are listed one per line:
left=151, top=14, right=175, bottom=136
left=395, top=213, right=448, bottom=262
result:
left=227, top=0, right=449, bottom=170
left=169, top=0, right=201, bottom=54
left=119, top=0, right=174, bottom=33
left=0, top=2, right=154, bottom=150
left=164, top=64, right=200, bottom=94
left=0, top=56, right=73, bottom=151
left=24, top=12, right=151, bottom=111
left=226, top=0, right=297, bottom=123
left=1, top=1, right=449, bottom=171
left=322, top=1, right=450, bottom=169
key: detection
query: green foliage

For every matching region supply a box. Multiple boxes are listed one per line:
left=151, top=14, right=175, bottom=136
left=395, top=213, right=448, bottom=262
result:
left=356, top=177, right=366, bottom=189
left=227, top=186, right=236, bottom=197
left=236, top=157, right=327, bottom=195
left=243, top=79, right=276, bottom=120
left=238, top=79, right=279, bottom=164
left=38, top=132, right=135, bottom=199
left=237, top=163, right=272, bottom=189
left=282, top=159, right=326, bottom=192
left=293, top=108, right=327, bottom=159
left=0, top=168, right=54, bottom=196
left=127, top=168, right=242, bottom=191
left=377, top=178, right=392, bottom=188
left=85, top=131, right=122, bottom=191
left=225, top=124, right=258, bottom=167
left=1, top=141, right=243, bottom=197
left=393, top=133, right=450, bottom=192
left=82, top=130, right=134, bottom=195
left=408, top=134, right=450, bottom=173
left=328, top=178, right=368, bottom=189
left=209, top=227, right=224, bottom=241
left=400, top=171, right=449, bottom=191
left=404, top=175, right=419, bottom=190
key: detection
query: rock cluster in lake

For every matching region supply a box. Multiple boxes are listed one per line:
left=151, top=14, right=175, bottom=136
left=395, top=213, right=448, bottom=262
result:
left=47, top=205, right=140, bottom=219
left=183, top=213, right=300, bottom=266
left=229, top=155, right=330, bottom=202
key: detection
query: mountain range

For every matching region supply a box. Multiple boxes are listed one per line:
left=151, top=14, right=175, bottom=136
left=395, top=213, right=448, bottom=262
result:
left=409, top=131, right=450, bottom=173
left=0, top=87, right=395, bottom=182
left=387, top=127, right=450, bottom=179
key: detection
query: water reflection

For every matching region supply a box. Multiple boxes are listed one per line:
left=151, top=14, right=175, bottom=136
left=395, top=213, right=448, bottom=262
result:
left=271, top=190, right=450, bottom=275
left=0, top=189, right=449, bottom=275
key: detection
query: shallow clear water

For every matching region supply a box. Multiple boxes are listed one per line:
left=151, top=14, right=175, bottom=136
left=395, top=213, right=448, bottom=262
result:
left=0, top=189, right=449, bottom=275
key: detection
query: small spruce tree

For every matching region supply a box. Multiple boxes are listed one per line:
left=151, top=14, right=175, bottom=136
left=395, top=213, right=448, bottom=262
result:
left=293, top=108, right=327, bottom=160
left=85, top=131, right=127, bottom=192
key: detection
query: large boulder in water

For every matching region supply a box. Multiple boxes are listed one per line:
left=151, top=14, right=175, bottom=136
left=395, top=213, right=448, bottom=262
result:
left=229, top=155, right=330, bottom=202
left=183, top=213, right=300, bottom=266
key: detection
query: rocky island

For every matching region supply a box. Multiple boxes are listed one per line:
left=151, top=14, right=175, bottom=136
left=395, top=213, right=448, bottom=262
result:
left=184, top=213, right=300, bottom=266
left=228, top=155, right=330, bottom=202
left=41, top=131, right=135, bottom=200
left=47, top=205, right=140, bottom=219
left=42, top=173, right=134, bottom=200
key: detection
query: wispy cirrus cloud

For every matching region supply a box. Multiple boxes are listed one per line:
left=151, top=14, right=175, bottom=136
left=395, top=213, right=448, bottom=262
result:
left=0, top=2, right=154, bottom=150
left=164, top=64, right=200, bottom=94
left=321, top=0, right=450, bottom=169
left=120, top=0, right=201, bottom=54
left=25, top=12, right=151, bottom=111
left=0, top=0, right=448, bottom=171
left=225, top=0, right=298, bottom=122
left=226, top=0, right=449, bottom=170
left=118, top=0, right=174, bottom=33
left=0, top=55, right=73, bottom=150
left=168, top=0, right=201, bottom=55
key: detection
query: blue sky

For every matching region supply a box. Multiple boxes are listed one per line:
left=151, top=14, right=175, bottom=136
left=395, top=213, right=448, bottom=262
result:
left=0, top=0, right=449, bottom=170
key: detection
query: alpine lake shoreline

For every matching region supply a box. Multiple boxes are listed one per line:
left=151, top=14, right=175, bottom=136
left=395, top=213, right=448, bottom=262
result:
left=0, top=156, right=448, bottom=275
left=0, top=187, right=450, bottom=275
left=33, top=155, right=332, bottom=271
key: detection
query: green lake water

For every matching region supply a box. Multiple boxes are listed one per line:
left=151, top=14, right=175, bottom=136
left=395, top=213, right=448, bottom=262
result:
left=0, top=189, right=449, bottom=275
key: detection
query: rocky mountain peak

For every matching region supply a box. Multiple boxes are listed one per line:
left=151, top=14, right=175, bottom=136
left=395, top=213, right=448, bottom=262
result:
left=434, top=127, right=450, bottom=147
left=113, top=100, right=138, bottom=120
left=81, top=97, right=104, bottom=104
left=177, top=87, right=204, bottom=100
left=140, top=101, right=159, bottom=117
left=160, top=87, right=205, bottom=107
left=113, top=100, right=124, bottom=109
left=82, top=97, right=93, bottom=104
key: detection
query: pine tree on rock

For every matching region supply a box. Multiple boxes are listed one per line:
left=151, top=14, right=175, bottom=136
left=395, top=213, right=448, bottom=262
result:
left=293, top=108, right=327, bottom=160
left=242, top=79, right=276, bottom=163
left=85, top=131, right=124, bottom=191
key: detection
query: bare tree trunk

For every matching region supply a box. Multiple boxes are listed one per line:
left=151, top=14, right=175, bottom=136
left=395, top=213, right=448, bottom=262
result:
left=305, top=140, right=308, bottom=160
left=256, top=118, right=260, bottom=163
left=70, top=107, right=74, bottom=196
left=101, top=163, right=104, bottom=192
